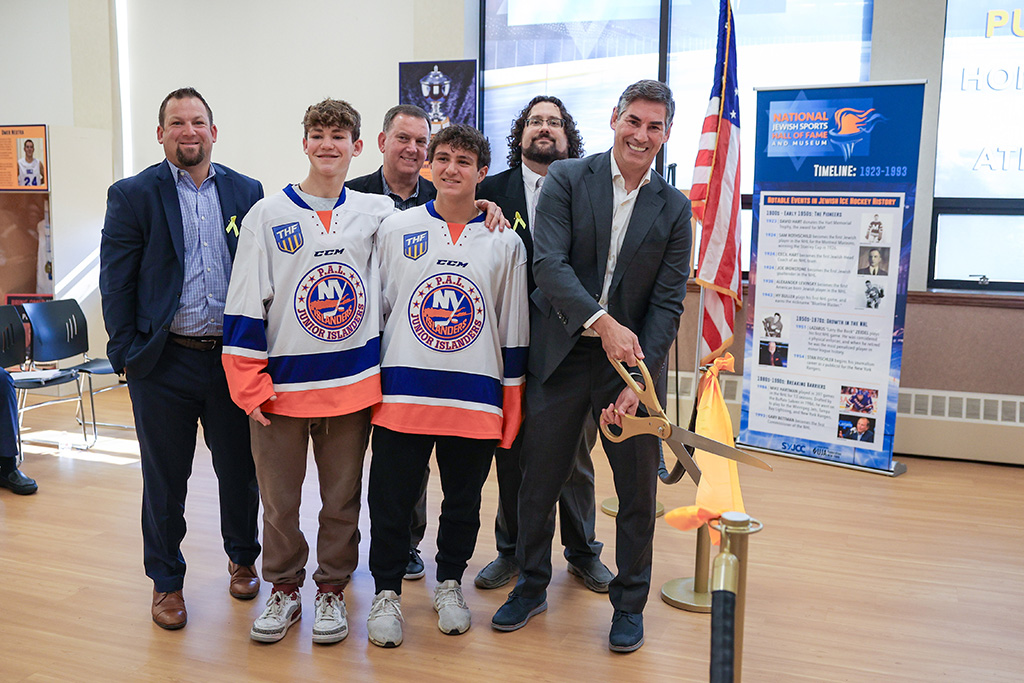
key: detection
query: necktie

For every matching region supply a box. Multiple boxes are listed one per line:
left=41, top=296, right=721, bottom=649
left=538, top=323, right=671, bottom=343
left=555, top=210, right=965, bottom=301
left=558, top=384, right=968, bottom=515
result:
left=529, top=176, right=544, bottom=234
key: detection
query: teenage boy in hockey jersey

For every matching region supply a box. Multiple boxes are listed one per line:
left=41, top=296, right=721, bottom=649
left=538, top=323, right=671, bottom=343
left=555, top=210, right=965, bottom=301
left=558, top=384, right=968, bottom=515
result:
left=223, top=102, right=508, bottom=646
left=222, top=99, right=392, bottom=646
left=365, top=125, right=529, bottom=648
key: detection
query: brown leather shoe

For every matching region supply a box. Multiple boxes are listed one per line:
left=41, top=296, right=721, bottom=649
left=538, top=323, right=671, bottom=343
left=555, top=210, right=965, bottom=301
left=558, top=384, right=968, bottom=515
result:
left=152, top=589, right=187, bottom=630
left=229, top=561, right=260, bottom=600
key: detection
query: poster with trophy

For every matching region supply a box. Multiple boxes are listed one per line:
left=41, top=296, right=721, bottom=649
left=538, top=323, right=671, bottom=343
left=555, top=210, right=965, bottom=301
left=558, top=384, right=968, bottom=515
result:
left=398, top=60, right=477, bottom=136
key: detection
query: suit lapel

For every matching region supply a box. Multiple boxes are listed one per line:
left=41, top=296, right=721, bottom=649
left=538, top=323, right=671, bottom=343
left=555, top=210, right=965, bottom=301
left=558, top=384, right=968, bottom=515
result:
left=215, top=165, right=239, bottom=257
left=585, top=153, right=613, bottom=282
left=610, top=177, right=665, bottom=296
left=157, top=162, right=186, bottom=267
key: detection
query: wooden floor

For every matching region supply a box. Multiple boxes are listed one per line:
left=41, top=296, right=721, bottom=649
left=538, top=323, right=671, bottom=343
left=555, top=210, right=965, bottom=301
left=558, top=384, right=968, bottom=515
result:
left=2, top=391, right=1022, bottom=682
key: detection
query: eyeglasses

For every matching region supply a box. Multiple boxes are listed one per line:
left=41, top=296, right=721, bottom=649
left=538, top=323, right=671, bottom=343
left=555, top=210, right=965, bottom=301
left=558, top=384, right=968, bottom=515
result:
left=525, top=117, right=565, bottom=129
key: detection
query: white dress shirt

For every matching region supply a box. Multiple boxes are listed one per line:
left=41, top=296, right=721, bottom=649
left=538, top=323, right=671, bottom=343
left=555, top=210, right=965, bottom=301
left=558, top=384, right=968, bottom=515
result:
left=582, top=152, right=653, bottom=334
left=521, top=162, right=544, bottom=234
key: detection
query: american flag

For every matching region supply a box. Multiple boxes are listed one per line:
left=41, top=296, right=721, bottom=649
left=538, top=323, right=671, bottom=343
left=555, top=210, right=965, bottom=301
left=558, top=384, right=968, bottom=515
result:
left=690, top=0, right=742, bottom=366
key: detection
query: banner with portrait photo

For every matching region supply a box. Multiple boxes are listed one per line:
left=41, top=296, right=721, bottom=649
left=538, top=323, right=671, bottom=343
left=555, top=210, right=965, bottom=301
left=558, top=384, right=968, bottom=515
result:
left=0, top=124, right=53, bottom=299
left=738, top=82, right=925, bottom=474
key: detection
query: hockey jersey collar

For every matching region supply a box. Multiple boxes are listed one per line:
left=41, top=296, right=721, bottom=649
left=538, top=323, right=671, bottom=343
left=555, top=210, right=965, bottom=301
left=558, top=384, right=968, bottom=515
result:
left=282, top=183, right=347, bottom=210
left=425, top=200, right=485, bottom=224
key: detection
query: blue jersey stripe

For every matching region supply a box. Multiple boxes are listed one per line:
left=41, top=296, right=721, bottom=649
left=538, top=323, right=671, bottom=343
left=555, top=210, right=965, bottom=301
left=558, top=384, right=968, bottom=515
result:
left=224, top=314, right=267, bottom=352
left=267, top=336, right=381, bottom=384
left=381, top=366, right=502, bottom=408
left=502, top=346, right=528, bottom=378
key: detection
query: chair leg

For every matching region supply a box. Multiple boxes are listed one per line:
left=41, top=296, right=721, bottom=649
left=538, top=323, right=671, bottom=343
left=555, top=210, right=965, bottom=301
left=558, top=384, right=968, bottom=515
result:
left=75, top=373, right=98, bottom=449
left=15, top=387, right=26, bottom=467
left=76, top=379, right=134, bottom=430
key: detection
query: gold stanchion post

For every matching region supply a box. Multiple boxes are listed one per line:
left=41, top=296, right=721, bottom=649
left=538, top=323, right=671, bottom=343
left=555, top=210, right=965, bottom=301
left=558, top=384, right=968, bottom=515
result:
left=661, top=522, right=712, bottom=612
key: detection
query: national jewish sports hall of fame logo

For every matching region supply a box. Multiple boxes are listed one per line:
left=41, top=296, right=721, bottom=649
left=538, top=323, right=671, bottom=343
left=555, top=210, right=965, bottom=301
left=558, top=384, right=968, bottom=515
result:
left=408, top=273, right=484, bottom=352
left=294, top=263, right=365, bottom=341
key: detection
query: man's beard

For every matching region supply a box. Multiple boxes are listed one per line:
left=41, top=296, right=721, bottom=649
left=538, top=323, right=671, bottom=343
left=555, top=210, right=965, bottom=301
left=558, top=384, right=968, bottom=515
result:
left=522, top=137, right=567, bottom=166
left=176, top=144, right=207, bottom=168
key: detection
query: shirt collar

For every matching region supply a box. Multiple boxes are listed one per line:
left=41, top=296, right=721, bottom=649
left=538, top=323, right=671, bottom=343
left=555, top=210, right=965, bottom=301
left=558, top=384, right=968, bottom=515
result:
left=381, top=168, right=419, bottom=200
left=166, top=158, right=216, bottom=188
left=609, top=150, right=652, bottom=193
left=521, top=161, right=544, bottom=191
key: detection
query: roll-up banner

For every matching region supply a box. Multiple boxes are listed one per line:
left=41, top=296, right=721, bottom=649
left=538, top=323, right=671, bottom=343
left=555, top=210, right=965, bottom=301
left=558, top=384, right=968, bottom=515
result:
left=739, top=81, right=926, bottom=475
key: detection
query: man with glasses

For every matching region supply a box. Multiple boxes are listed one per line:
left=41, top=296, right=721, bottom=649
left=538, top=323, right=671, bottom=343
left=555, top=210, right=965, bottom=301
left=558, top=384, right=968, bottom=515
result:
left=474, top=96, right=612, bottom=594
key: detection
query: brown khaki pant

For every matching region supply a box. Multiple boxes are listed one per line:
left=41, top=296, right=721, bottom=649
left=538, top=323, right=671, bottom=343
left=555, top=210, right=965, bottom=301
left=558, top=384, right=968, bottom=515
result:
left=249, top=409, right=370, bottom=588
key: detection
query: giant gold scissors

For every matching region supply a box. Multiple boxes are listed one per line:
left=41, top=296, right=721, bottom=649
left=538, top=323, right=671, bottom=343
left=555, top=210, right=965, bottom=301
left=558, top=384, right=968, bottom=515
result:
left=599, top=358, right=772, bottom=485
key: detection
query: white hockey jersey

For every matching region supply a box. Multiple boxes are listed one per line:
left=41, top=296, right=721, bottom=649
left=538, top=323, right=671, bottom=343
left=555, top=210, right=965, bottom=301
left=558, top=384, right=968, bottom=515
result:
left=372, top=201, right=529, bottom=448
left=223, top=185, right=394, bottom=418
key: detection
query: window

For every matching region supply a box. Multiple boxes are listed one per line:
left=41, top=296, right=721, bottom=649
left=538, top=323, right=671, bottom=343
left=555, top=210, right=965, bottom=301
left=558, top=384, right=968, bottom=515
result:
left=930, top=0, right=1024, bottom=290
left=481, top=0, right=873, bottom=272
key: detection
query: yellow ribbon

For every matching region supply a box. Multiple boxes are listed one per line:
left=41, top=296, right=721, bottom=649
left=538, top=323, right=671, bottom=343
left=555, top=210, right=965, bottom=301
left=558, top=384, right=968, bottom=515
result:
left=512, top=211, right=526, bottom=233
left=225, top=215, right=238, bottom=236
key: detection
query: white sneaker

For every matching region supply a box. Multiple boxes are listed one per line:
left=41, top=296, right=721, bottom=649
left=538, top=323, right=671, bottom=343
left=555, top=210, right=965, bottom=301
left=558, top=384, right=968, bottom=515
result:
left=312, top=592, right=348, bottom=644
left=250, top=590, right=301, bottom=643
left=367, top=590, right=403, bottom=648
left=433, top=579, right=471, bottom=635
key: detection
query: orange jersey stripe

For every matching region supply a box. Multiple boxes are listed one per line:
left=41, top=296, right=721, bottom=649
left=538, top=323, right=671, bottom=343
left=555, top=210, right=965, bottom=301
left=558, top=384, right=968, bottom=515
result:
left=372, top=402, right=502, bottom=442
left=262, top=373, right=382, bottom=418
left=500, top=384, right=524, bottom=449
left=223, top=354, right=275, bottom=415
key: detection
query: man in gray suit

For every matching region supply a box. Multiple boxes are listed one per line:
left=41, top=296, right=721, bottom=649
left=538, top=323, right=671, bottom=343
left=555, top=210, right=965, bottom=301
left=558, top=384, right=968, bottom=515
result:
left=491, top=80, right=692, bottom=653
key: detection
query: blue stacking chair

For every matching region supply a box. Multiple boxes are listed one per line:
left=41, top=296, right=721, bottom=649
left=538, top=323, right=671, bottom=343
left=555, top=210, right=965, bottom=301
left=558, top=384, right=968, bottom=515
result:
left=22, top=300, right=131, bottom=431
left=0, top=303, right=92, bottom=453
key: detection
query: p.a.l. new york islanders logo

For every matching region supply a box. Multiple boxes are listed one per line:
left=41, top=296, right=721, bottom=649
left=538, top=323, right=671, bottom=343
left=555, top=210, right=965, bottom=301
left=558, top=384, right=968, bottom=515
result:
left=294, top=263, right=365, bottom=341
left=408, top=273, right=484, bottom=352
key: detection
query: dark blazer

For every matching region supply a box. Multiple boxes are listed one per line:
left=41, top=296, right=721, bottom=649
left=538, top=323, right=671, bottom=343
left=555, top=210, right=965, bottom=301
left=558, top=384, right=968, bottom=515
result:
left=477, top=166, right=536, bottom=292
left=345, top=166, right=436, bottom=206
left=99, top=161, right=264, bottom=378
left=530, top=151, right=692, bottom=383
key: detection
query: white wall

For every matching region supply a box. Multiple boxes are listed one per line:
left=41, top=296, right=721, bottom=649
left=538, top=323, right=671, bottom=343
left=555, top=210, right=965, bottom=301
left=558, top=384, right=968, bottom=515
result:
left=0, top=0, right=113, bottom=367
left=121, top=0, right=470, bottom=192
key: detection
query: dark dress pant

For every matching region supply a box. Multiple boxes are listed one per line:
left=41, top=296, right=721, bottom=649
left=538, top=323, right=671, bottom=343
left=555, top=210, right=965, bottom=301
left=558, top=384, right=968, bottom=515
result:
left=514, top=338, right=659, bottom=613
left=1, top=370, right=18, bottom=462
left=493, top=416, right=602, bottom=563
left=127, top=342, right=260, bottom=593
left=369, top=426, right=495, bottom=594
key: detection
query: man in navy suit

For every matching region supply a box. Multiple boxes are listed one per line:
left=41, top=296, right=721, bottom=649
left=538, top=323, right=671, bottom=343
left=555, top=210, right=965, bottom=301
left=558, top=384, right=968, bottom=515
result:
left=492, top=80, right=692, bottom=653
left=100, top=88, right=263, bottom=630
left=475, top=96, right=612, bottom=594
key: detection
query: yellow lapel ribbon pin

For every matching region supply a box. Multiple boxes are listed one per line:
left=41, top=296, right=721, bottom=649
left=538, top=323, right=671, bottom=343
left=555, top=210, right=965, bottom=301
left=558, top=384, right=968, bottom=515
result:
left=225, top=215, right=238, bottom=236
left=512, top=211, right=526, bottom=233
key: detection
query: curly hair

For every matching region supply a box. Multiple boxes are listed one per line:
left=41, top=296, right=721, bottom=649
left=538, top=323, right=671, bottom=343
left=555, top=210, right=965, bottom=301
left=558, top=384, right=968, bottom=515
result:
left=428, top=124, right=491, bottom=170
left=302, top=98, right=361, bottom=141
left=505, top=95, right=583, bottom=168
